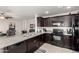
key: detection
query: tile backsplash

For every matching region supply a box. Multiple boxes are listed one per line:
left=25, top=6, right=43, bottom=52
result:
left=37, top=27, right=72, bottom=34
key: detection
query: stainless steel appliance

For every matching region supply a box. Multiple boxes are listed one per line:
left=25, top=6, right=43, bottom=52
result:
left=72, top=14, right=79, bottom=51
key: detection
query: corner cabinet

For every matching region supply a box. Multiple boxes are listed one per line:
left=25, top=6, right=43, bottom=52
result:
left=37, top=17, right=51, bottom=27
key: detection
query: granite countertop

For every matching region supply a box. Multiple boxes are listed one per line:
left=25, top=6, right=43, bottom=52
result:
left=63, top=33, right=72, bottom=36
left=0, top=32, right=45, bottom=49
left=0, top=31, right=72, bottom=49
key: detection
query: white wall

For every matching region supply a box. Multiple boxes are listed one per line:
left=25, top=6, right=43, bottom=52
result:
left=0, top=19, right=35, bottom=35
left=0, top=19, right=9, bottom=33
left=0, top=19, right=22, bottom=34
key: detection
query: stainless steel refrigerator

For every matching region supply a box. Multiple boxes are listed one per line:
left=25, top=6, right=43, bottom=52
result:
left=72, top=14, right=79, bottom=51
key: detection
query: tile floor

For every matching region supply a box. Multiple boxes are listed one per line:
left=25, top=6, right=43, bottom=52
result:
left=35, top=43, right=77, bottom=53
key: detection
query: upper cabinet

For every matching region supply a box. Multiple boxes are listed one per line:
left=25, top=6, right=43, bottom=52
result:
left=50, top=16, right=64, bottom=27
left=37, top=15, right=72, bottom=27
left=64, top=15, right=72, bottom=27
left=43, top=18, right=51, bottom=27
left=37, top=17, right=52, bottom=27
left=37, top=17, right=44, bottom=27
left=37, top=17, right=51, bottom=27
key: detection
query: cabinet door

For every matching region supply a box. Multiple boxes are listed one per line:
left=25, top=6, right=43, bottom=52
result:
left=44, top=34, right=53, bottom=43
left=33, top=35, right=43, bottom=51
left=64, top=15, right=72, bottom=27
left=43, top=18, right=48, bottom=27
left=50, top=16, right=64, bottom=27
left=37, top=17, right=44, bottom=27
left=4, top=41, right=26, bottom=53
left=43, top=18, right=47, bottom=27
left=43, top=18, right=52, bottom=27
left=27, top=39, right=35, bottom=53
left=27, top=38, right=39, bottom=53
left=39, top=35, right=44, bottom=45
left=64, top=36, right=71, bottom=48
left=37, top=17, right=40, bottom=27
left=37, top=17, right=52, bottom=27
left=37, top=17, right=41, bottom=27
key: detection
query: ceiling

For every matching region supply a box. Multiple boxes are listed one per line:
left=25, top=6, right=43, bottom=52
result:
left=0, top=6, right=79, bottom=20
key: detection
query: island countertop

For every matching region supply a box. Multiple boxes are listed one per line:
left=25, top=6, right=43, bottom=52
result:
left=0, top=32, right=46, bottom=49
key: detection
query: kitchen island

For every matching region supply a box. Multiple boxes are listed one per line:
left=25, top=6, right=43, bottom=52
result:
left=0, top=32, right=46, bottom=53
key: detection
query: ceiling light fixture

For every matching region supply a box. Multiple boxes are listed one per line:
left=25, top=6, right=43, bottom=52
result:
left=66, top=6, right=71, bottom=9
left=45, top=11, right=49, bottom=14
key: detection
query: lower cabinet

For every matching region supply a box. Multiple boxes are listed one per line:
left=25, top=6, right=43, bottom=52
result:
left=43, top=33, right=53, bottom=43
left=4, top=41, right=27, bottom=53
left=26, top=35, right=44, bottom=53
left=3, top=34, right=44, bottom=53
left=26, top=38, right=38, bottom=53
left=63, top=35, right=72, bottom=49
left=3, top=33, right=74, bottom=53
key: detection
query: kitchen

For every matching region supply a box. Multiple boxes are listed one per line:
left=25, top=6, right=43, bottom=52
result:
left=0, top=6, right=79, bottom=53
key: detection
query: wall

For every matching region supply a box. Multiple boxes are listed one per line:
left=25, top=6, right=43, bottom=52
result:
left=0, top=19, right=22, bottom=34
left=0, top=19, right=9, bottom=33
left=23, top=19, right=35, bottom=32
left=0, top=19, right=35, bottom=35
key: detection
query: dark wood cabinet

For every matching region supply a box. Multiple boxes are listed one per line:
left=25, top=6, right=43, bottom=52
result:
left=37, top=15, right=72, bottom=27
left=3, top=33, right=75, bottom=53
left=37, top=17, right=41, bottom=27
left=63, top=35, right=73, bottom=49
left=50, top=16, right=72, bottom=27
left=4, top=34, right=44, bottom=53
left=26, top=36, right=43, bottom=53
left=43, top=18, right=51, bottom=27
left=63, top=35, right=79, bottom=51
left=26, top=38, right=36, bottom=53
left=37, top=17, right=51, bottom=27
left=63, top=36, right=70, bottom=48
left=43, top=33, right=53, bottom=43
left=64, top=15, right=72, bottom=27
left=37, top=17, right=44, bottom=27
left=4, top=41, right=27, bottom=53
left=50, top=16, right=64, bottom=26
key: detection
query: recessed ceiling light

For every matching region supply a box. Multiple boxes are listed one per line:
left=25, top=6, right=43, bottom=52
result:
left=45, top=11, right=49, bottom=14
left=66, top=6, right=71, bottom=9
